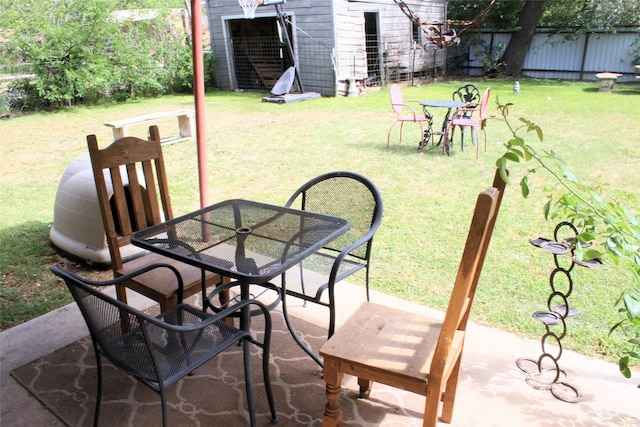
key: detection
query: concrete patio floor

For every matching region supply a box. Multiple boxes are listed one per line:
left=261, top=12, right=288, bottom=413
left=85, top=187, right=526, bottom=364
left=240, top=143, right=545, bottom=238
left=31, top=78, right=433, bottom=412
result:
left=1, top=282, right=638, bottom=426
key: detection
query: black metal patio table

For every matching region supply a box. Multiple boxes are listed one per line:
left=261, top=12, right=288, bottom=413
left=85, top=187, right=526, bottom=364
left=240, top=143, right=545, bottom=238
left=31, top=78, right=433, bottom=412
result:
left=131, top=199, right=350, bottom=421
left=419, top=99, right=465, bottom=153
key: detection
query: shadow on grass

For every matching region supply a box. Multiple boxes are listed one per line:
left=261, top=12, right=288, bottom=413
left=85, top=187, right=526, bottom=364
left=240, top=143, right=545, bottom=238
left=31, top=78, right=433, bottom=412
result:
left=582, top=84, right=640, bottom=96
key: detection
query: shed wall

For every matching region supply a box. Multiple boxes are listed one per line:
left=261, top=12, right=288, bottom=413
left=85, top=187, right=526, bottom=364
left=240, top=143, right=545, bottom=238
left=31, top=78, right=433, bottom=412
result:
left=334, top=0, right=446, bottom=82
left=206, top=0, right=447, bottom=95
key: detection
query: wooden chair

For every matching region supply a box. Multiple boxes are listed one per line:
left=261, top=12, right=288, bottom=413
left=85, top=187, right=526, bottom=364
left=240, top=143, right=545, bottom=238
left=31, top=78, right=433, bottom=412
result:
left=87, top=125, right=229, bottom=312
left=320, top=169, right=507, bottom=427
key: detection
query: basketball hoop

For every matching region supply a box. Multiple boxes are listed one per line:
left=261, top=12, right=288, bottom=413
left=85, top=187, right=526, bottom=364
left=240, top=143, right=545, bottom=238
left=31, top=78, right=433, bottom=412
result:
left=238, top=0, right=285, bottom=19
left=238, top=0, right=262, bottom=19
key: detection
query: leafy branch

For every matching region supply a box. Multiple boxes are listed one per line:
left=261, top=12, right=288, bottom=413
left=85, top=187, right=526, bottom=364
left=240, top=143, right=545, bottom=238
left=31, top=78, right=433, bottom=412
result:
left=492, top=98, right=640, bottom=379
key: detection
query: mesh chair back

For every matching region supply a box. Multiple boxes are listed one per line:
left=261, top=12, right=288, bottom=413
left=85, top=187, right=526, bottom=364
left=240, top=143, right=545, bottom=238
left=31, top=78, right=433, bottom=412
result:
left=285, top=171, right=383, bottom=260
left=61, top=270, right=160, bottom=382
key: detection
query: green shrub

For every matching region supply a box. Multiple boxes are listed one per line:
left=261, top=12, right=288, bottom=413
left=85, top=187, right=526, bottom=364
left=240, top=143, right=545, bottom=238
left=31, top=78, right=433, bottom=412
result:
left=0, top=0, right=193, bottom=110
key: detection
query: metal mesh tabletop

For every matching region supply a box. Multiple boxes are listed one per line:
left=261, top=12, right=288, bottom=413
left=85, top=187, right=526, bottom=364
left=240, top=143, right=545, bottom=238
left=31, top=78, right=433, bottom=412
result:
left=132, top=199, right=350, bottom=283
left=419, top=100, right=465, bottom=109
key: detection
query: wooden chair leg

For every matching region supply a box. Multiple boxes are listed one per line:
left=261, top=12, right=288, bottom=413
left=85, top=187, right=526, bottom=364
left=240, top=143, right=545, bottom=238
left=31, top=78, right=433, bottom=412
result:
left=357, top=377, right=372, bottom=398
left=423, top=380, right=443, bottom=427
left=160, top=295, right=177, bottom=313
left=116, top=283, right=128, bottom=304
left=440, top=356, right=462, bottom=423
left=115, top=284, right=132, bottom=330
left=322, top=358, right=344, bottom=427
left=218, top=276, right=235, bottom=327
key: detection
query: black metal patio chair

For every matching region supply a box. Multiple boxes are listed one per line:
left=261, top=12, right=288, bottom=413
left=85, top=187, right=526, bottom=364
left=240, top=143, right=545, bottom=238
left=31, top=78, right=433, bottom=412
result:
left=278, top=171, right=384, bottom=365
left=50, top=264, right=277, bottom=427
left=451, top=83, right=481, bottom=150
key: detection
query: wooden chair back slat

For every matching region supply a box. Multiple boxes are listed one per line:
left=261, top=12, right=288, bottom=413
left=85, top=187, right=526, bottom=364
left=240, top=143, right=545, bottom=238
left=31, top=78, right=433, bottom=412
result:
left=430, top=186, right=498, bottom=378
left=124, top=162, right=146, bottom=230
left=87, top=126, right=171, bottom=271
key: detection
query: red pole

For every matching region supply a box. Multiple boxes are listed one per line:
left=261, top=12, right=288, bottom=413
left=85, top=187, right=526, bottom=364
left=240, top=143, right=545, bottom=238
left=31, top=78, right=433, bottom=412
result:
left=192, top=0, right=209, bottom=208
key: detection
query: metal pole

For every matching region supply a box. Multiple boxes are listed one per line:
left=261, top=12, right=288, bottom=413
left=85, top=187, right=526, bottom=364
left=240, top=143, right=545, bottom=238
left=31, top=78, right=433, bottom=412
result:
left=191, top=0, right=209, bottom=208
left=411, top=40, right=416, bottom=86
left=276, top=4, right=304, bottom=93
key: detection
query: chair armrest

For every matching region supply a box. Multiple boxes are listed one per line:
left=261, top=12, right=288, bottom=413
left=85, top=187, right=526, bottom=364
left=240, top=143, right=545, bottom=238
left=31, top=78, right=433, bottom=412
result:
left=53, top=263, right=184, bottom=295
left=151, top=298, right=272, bottom=333
left=396, top=102, right=423, bottom=120
left=207, top=280, right=282, bottom=315
left=452, top=106, right=477, bottom=118
left=327, top=223, right=381, bottom=283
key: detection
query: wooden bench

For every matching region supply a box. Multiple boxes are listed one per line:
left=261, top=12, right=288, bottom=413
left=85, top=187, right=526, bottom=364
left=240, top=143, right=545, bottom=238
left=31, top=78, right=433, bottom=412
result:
left=104, top=109, right=195, bottom=145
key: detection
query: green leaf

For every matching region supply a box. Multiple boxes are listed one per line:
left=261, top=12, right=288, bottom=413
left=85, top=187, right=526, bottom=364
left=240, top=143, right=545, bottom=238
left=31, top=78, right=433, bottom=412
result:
left=496, top=156, right=507, bottom=170
left=583, top=248, right=603, bottom=260
left=520, top=176, right=530, bottom=198
left=579, top=232, right=596, bottom=242
left=507, top=137, right=524, bottom=147
left=619, top=356, right=631, bottom=378
left=504, top=151, right=521, bottom=162
left=498, top=164, right=510, bottom=184
left=623, top=293, right=640, bottom=319
left=534, top=126, right=543, bottom=141
left=609, top=320, right=624, bottom=335
left=543, top=200, right=552, bottom=219
left=509, top=147, right=525, bottom=158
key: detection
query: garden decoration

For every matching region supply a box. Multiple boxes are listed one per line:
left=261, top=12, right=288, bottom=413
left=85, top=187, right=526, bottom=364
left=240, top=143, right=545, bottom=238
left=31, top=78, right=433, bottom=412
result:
left=494, top=99, right=640, bottom=384
left=517, top=222, right=602, bottom=403
left=393, top=0, right=499, bottom=50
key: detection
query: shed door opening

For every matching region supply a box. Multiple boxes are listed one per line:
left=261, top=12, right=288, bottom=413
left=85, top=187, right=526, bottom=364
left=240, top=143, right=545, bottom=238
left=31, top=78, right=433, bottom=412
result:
left=364, top=12, right=381, bottom=86
left=229, top=17, right=294, bottom=91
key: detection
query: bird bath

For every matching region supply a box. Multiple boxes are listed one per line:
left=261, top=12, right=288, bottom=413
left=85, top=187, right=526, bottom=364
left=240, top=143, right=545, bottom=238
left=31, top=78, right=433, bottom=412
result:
left=595, top=72, right=623, bottom=92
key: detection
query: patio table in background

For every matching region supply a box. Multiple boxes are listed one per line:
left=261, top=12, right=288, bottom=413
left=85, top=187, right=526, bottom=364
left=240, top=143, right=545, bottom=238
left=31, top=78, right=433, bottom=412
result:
left=419, top=99, right=465, bottom=154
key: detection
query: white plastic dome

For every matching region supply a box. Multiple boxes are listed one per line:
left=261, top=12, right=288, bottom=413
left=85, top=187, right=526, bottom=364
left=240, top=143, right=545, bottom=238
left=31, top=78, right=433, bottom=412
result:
left=49, top=153, right=143, bottom=265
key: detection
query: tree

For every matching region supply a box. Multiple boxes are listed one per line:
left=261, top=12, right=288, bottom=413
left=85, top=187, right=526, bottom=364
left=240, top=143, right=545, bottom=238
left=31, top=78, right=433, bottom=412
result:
left=541, top=0, right=640, bottom=29
left=501, top=0, right=551, bottom=76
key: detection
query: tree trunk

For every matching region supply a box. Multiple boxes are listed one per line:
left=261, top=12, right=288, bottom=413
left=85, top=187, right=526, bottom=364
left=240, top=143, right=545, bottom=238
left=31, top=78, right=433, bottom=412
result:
left=502, top=0, right=551, bottom=76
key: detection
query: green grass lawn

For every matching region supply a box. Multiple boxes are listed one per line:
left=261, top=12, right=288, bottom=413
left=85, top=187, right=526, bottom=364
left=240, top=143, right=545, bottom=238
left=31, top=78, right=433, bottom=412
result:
left=1, top=78, right=639, bottom=365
